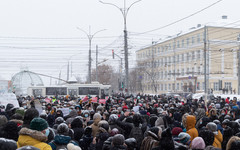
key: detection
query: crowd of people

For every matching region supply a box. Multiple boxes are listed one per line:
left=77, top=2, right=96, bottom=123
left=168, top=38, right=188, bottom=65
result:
left=0, top=94, right=240, bottom=150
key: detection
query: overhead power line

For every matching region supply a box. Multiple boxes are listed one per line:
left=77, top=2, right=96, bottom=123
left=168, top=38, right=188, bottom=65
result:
left=132, top=0, right=224, bottom=35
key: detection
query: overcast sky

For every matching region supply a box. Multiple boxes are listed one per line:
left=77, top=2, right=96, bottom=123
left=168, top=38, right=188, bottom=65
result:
left=0, top=0, right=239, bottom=85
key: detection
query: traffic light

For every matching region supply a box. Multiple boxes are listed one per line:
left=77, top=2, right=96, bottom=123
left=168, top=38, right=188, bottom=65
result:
left=112, top=49, right=114, bottom=59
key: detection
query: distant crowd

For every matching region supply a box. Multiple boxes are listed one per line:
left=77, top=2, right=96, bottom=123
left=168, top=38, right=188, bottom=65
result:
left=0, top=94, right=240, bottom=150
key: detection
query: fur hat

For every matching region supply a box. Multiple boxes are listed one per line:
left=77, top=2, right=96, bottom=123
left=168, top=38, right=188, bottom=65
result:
left=112, top=134, right=125, bottom=146
left=191, top=137, right=206, bottom=149
left=30, top=117, right=48, bottom=131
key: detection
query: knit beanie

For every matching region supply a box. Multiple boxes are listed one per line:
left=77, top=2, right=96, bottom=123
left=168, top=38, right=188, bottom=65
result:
left=112, top=134, right=125, bottom=146
left=199, top=130, right=214, bottom=146
left=206, top=122, right=218, bottom=134
left=57, top=123, right=69, bottom=136
left=30, top=117, right=48, bottom=131
left=15, top=108, right=25, bottom=117
left=178, top=132, right=191, bottom=144
left=172, top=127, right=183, bottom=136
left=191, top=137, right=206, bottom=149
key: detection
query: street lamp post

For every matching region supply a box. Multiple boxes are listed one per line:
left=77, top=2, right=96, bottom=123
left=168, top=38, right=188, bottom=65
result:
left=77, top=26, right=106, bottom=84
left=99, top=0, right=142, bottom=95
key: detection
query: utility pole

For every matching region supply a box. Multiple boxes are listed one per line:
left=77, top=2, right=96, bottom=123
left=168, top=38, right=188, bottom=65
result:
left=237, top=34, right=240, bottom=94
left=204, top=26, right=208, bottom=101
left=99, top=0, right=142, bottom=95
left=77, top=26, right=105, bottom=84
left=96, top=45, right=98, bottom=82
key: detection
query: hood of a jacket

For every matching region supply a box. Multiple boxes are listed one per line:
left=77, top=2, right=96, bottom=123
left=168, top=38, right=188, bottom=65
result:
left=186, top=115, right=196, bottom=130
left=54, top=135, right=71, bottom=145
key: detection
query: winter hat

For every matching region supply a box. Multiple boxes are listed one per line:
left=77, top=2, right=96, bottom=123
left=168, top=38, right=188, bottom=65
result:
left=15, top=108, right=25, bottom=117
left=178, top=132, right=191, bottom=144
left=139, top=110, right=147, bottom=115
left=109, top=114, right=118, bottom=123
left=191, top=137, right=206, bottom=149
left=0, top=138, right=17, bottom=150
left=110, top=128, right=119, bottom=136
left=149, top=116, right=158, bottom=127
left=199, top=130, right=214, bottom=146
left=71, top=118, right=83, bottom=128
left=57, top=123, right=69, bottom=136
left=226, top=136, right=240, bottom=150
left=17, top=146, right=40, bottom=150
left=98, top=120, right=109, bottom=132
left=206, top=122, right=218, bottom=134
left=155, top=116, right=168, bottom=130
left=172, top=127, right=183, bottom=136
left=30, top=117, right=48, bottom=131
left=112, top=134, right=125, bottom=146
left=125, top=138, right=137, bottom=149
left=55, top=117, right=65, bottom=124
left=23, top=108, right=39, bottom=125
left=84, top=126, right=92, bottom=136
left=67, top=143, right=81, bottom=150
left=0, top=115, right=8, bottom=127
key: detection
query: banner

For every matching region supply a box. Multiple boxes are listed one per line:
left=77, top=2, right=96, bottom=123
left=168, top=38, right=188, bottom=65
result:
left=0, top=93, right=19, bottom=108
left=99, top=99, right=106, bottom=104
left=92, top=97, right=98, bottom=103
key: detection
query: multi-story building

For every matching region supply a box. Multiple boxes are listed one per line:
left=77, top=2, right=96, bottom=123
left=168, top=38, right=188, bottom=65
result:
left=136, top=18, right=240, bottom=95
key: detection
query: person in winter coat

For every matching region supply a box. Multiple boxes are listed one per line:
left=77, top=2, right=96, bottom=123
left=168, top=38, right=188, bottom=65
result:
left=226, top=136, right=240, bottom=150
left=206, top=122, right=223, bottom=149
left=185, top=115, right=198, bottom=141
left=49, top=123, right=78, bottom=150
left=0, top=137, right=18, bottom=150
left=199, top=129, right=215, bottom=147
left=178, top=132, right=191, bottom=146
left=0, top=121, right=19, bottom=141
left=79, top=126, right=93, bottom=150
left=71, top=117, right=84, bottom=143
left=22, top=108, right=39, bottom=128
left=222, top=126, right=233, bottom=150
left=109, top=114, right=124, bottom=134
left=64, top=109, right=78, bottom=121
left=17, top=117, right=52, bottom=150
left=152, top=128, right=175, bottom=150
left=140, top=127, right=162, bottom=150
left=52, top=117, right=65, bottom=133
left=125, top=138, right=137, bottom=150
left=191, top=137, right=206, bottom=150
left=110, top=134, right=127, bottom=150
left=90, top=120, right=110, bottom=150
left=90, top=113, right=102, bottom=137
left=0, top=115, right=8, bottom=127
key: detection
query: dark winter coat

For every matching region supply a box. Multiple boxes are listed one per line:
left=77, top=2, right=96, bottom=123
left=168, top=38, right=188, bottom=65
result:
left=71, top=118, right=84, bottom=142
left=152, top=128, right=175, bottom=150
left=79, top=135, right=93, bottom=150
left=95, top=128, right=110, bottom=150
left=110, top=145, right=127, bottom=150
left=0, top=121, right=19, bottom=141
left=140, top=131, right=159, bottom=150
left=222, top=126, right=233, bottom=150
left=0, top=137, right=17, bottom=150
left=49, top=134, right=78, bottom=150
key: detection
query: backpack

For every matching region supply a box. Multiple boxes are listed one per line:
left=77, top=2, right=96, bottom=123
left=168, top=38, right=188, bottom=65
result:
left=129, top=125, right=143, bottom=149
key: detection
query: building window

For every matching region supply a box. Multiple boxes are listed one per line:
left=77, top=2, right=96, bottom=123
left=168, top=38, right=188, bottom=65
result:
left=169, top=71, right=171, bottom=78
left=177, top=55, right=179, bottom=62
left=172, top=83, right=175, bottom=91
left=197, top=82, right=200, bottom=90
left=165, top=71, right=167, bottom=79
left=187, top=53, right=190, bottom=61
left=165, top=84, right=167, bottom=90
left=182, top=39, right=184, bottom=47
left=169, top=44, right=171, bottom=50
left=181, top=83, right=183, bottom=90
left=181, top=68, right=184, bottom=76
left=169, top=84, right=171, bottom=91
left=192, top=67, right=195, bottom=74
left=177, top=83, right=179, bottom=90
left=192, top=36, right=195, bottom=45
left=192, top=51, right=195, bottom=60
left=182, top=54, right=184, bottom=62
left=177, top=40, right=180, bottom=48
left=224, top=82, right=232, bottom=90
left=187, top=68, right=190, bottom=74
left=197, top=34, right=200, bottom=43
left=198, top=67, right=201, bottom=75
left=214, top=82, right=219, bottom=91
left=197, top=50, right=201, bottom=59
left=187, top=38, right=190, bottom=46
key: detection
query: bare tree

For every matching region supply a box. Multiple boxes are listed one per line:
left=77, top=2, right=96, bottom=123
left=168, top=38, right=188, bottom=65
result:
left=91, top=64, right=114, bottom=85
